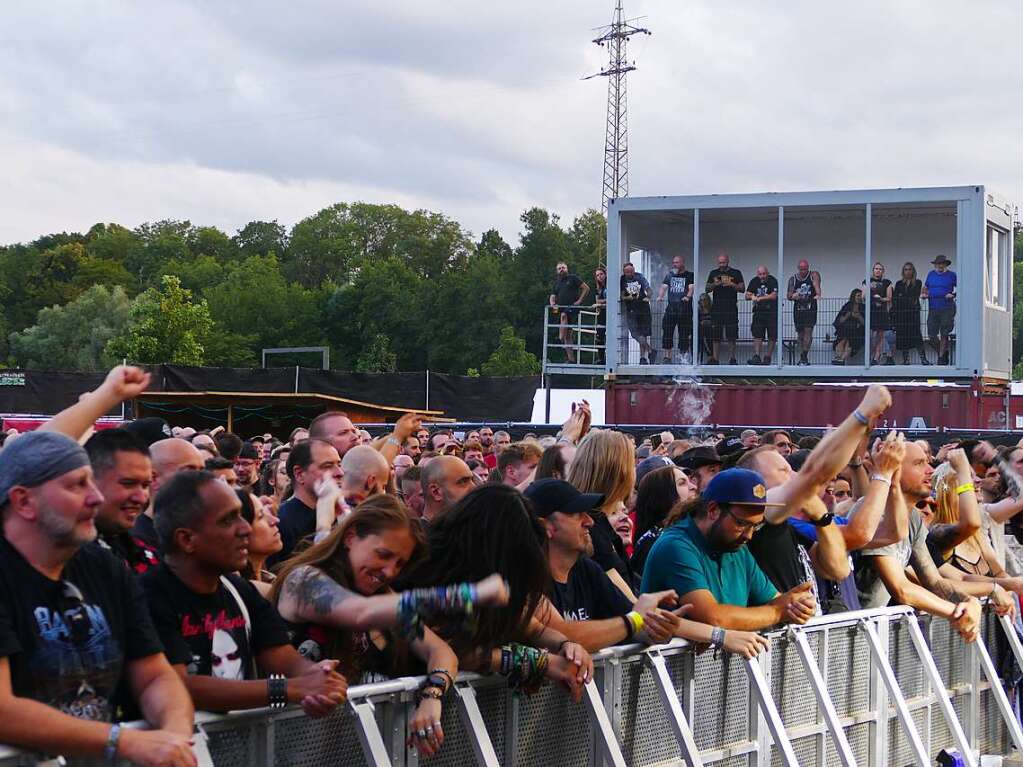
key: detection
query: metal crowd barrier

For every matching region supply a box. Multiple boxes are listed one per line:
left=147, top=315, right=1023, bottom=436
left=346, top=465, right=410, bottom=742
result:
left=2, top=605, right=1019, bottom=767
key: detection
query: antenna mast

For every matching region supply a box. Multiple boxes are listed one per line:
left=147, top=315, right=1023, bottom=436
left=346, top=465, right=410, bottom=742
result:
left=586, top=1, right=651, bottom=212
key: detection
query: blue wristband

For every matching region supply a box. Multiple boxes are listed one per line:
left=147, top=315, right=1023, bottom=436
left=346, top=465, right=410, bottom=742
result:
left=852, top=409, right=869, bottom=426
left=104, top=724, right=121, bottom=761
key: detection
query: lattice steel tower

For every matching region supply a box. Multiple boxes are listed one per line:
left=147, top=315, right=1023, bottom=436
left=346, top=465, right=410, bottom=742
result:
left=586, top=0, right=650, bottom=212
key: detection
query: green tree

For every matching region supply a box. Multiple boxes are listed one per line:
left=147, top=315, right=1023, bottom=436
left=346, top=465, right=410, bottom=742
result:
left=480, top=326, right=540, bottom=376
left=506, top=208, right=572, bottom=354
left=9, top=285, right=130, bottom=371
left=188, top=226, right=237, bottom=262
left=355, top=334, right=398, bottom=373
left=126, top=220, right=192, bottom=288
left=233, top=220, right=288, bottom=259
left=106, top=275, right=213, bottom=365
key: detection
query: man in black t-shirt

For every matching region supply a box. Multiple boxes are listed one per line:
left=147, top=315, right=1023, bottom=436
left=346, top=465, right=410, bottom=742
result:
left=620, top=262, right=654, bottom=364
left=524, top=479, right=681, bottom=651
left=132, top=437, right=206, bottom=549
left=657, top=255, right=695, bottom=364
left=85, top=429, right=161, bottom=575
left=270, top=438, right=344, bottom=566
left=786, top=260, right=822, bottom=366
left=146, top=470, right=347, bottom=715
left=705, top=252, right=745, bottom=364
left=0, top=431, right=195, bottom=765
left=744, top=265, right=779, bottom=365
left=549, top=261, right=590, bottom=363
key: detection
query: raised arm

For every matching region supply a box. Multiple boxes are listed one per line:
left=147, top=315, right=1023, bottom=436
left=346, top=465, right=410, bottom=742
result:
left=375, top=413, right=422, bottom=463
left=804, top=495, right=851, bottom=580
left=766, top=384, right=892, bottom=522
left=40, top=365, right=151, bottom=441
left=844, top=433, right=905, bottom=549
left=925, top=449, right=982, bottom=552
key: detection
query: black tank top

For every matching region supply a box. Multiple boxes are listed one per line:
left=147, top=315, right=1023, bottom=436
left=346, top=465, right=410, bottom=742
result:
left=791, top=273, right=817, bottom=310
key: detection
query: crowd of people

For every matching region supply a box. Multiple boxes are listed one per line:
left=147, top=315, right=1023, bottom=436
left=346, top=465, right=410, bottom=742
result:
left=3, top=367, right=1020, bottom=765
left=550, top=254, right=957, bottom=366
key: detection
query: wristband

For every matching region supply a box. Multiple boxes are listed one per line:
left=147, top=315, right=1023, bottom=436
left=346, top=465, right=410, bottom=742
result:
left=386, top=436, right=401, bottom=447
left=621, top=613, right=638, bottom=638
left=710, top=627, right=726, bottom=649
left=267, top=674, right=288, bottom=709
left=104, top=724, right=121, bottom=762
left=870, top=474, right=892, bottom=486
left=852, top=409, right=870, bottom=426
left=956, top=482, right=975, bottom=496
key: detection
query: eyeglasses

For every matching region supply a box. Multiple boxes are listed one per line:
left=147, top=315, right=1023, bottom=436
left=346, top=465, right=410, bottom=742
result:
left=722, top=507, right=766, bottom=533
left=833, top=490, right=851, bottom=499
left=58, top=581, right=94, bottom=647
left=775, top=442, right=796, bottom=450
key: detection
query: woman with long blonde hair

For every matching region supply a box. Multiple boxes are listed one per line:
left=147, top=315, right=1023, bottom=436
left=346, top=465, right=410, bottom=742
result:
left=566, top=430, right=637, bottom=600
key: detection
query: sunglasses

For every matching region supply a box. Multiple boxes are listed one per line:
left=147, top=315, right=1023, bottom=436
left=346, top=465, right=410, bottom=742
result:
left=58, top=581, right=94, bottom=647
left=722, top=507, right=766, bottom=533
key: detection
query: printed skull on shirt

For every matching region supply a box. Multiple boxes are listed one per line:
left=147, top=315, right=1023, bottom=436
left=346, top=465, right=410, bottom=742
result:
left=142, top=564, right=291, bottom=679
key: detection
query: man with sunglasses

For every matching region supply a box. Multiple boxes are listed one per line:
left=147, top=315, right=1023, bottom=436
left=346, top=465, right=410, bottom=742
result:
left=642, top=468, right=819, bottom=630
left=0, top=431, right=196, bottom=767
left=761, top=430, right=795, bottom=457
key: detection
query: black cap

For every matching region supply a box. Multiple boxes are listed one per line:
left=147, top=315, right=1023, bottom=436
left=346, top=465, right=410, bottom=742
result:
left=677, top=445, right=722, bottom=471
left=524, top=479, right=605, bottom=518
left=636, top=455, right=673, bottom=486
left=122, top=417, right=173, bottom=447
left=716, top=437, right=745, bottom=457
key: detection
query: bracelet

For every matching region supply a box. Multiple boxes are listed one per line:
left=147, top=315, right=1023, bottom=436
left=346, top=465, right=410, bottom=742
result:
left=104, top=724, right=121, bottom=762
left=956, top=482, right=975, bottom=496
left=396, top=582, right=479, bottom=640
left=267, top=674, right=288, bottom=709
left=556, top=639, right=571, bottom=654
left=497, top=644, right=549, bottom=695
left=852, top=409, right=870, bottom=426
left=621, top=615, right=635, bottom=639
left=626, top=611, right=644, bottom=636
left=870, top=474, right=892, bottom=486
left=386, top=436, right=401, bottom=447
left=428, top=668, right=455, bottom=691
left=710, top=627, right=726, bottom=649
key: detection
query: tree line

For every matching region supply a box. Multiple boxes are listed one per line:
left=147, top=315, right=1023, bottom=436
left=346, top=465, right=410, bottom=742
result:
left=0, top=205, right=608, bottom=376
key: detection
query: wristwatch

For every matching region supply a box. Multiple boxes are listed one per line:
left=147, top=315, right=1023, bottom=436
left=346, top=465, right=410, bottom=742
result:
left=809, top=512, right=835, bottom=528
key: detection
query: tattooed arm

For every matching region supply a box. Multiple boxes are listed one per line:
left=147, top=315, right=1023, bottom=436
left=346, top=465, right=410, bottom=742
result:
left=276, top=565, right=407, bottom=630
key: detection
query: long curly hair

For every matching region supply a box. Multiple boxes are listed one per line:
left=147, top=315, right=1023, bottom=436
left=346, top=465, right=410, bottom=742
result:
left=397, top=484, right=550, bottom=654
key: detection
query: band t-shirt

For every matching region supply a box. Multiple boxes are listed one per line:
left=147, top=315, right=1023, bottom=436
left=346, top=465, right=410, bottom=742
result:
left=706, top=268, right=744, bottom=318
left=552, top=558, right=633, bottom=622
left=662, top=270, right=695, bottom=304
left=747, top=522, right=821, bottom=614
left=0, top=536, right=163, bottom=722
left=746, top=275, right=778, bottom=315
left=620, top=272, right=651, bottom=312
left=925, top=270, right=957, bottom=310
left=788, top=273, right=818, bottom=311
left=552, top=274, right=584, bottom=307
left=142, top=564, right=290, bottom=680
left=272, top=495, right=317, bottom=566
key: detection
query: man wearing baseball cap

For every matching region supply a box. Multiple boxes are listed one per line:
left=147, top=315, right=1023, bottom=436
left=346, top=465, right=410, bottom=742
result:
left=0, top=430, right=196, bottom=765
left=922, top=254, right=956, bottom=365
left=641, top=468, right=818, bottom=631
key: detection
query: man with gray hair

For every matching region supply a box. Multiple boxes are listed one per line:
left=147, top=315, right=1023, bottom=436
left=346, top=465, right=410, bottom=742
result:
left=0, top=431, right=196, bottom=765
left=420, top=456, right=475, bottom=523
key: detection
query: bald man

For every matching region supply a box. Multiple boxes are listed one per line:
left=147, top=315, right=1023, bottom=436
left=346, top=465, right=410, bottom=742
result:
left=420, top=456, right=476, bottom=523
left=339, top=445, right=390, bottom=508
left=131, top=438, right=205, bottom=547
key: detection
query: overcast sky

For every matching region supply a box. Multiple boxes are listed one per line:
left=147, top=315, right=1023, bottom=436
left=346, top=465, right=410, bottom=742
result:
left=2, top=1, right=1021, bottom=247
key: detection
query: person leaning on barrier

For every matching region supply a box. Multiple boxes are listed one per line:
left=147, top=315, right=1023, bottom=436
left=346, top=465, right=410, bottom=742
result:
left=273, top=495, right=509, bottom=758
left=398, top=485, right=594, bottom=700
left=0, top=430, right=197, bottom=767
left=641, top=468, right=818, bottom=631
left=85, top=428, right=161, bottom=575
left=853, top=441, right=984, bottom=642
left=549, top=261, right=590, bottom=364
left=143, top=471, right=349, bottom=717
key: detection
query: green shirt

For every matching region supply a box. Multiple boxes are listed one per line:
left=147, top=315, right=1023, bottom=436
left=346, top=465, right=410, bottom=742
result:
left=640, top=516, right=779, bottom=606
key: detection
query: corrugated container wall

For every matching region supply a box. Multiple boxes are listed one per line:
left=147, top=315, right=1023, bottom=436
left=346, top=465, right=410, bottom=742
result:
left=606, top=383, right=1009, bottom=431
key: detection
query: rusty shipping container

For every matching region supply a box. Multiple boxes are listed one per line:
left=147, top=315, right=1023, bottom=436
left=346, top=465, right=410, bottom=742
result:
left=605, top=382, right=1012, bottom=431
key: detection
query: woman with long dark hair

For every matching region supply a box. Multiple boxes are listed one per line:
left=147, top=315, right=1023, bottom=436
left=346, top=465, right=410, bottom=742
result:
left=893, top=262, right=929, bottom=365
left=237, top=490, right=282, bottom=597
left=631, top=466, right=695, bottom=577
left=400, top=484, right=592, bottom=699
left=831, top=289, right=864, bottom=365
left=272, top=495, right=507, bottom=757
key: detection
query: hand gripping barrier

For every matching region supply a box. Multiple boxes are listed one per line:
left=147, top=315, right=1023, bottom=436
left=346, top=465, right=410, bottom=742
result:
left=1, top=604, right=1020, bottom=766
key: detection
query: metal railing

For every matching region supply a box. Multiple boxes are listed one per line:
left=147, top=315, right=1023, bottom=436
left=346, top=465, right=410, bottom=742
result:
left=3, top=605, right=1018, bottom=767
left=542, top=299, right=958, bottom=370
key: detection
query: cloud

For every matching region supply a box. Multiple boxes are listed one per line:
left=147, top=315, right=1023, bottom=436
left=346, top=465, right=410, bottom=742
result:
left=0, top=0, right=1020, bottom=249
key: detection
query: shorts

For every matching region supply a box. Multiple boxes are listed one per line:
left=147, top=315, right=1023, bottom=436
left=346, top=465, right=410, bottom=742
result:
left=793, top=307, right=817, bottom=331
left=927, top=306, right=955, bottom=337
left=751, top=312, right=778, bottom=341
left=558, top=307, right=579, bottom=322
left=626, top=305, right=652, bottom=338
left=711, top=315, right=738, bottom=341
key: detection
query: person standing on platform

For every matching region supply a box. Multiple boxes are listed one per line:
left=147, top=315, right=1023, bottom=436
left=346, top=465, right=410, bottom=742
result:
left=745, top=265, right=779, bottom=365
left=657, top=256, right=695, bottom=364
left=705, top=252, right=744, bottom=365
left=922, top=255, right=957, bottom=365
left=893, top=262, right=930, bottom=365
left=549, top=262, right=589, bottom=364
left=620, top=262, right=654, bottom=365
left=786, top=260, right=821, bottom=366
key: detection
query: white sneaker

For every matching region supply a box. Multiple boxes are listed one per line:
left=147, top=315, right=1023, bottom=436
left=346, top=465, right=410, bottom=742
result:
left=680, top=352, right=692, bottom=366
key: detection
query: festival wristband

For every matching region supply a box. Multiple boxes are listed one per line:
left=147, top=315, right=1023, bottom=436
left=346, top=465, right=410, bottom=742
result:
left=104, top=724, right=121, bottom=762
left=852, top=409, right=870, bottom=426
left=710, top=627, right=726, bottom=649
left=956, top=482, right=975, bottom=496
left=626, top=610, right=644, bottom=636
left=870, top=474, right=891, bottom=486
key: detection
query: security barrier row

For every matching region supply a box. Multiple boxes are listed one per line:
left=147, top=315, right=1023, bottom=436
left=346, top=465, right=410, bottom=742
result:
left=2, top=605, right=1019, bottom=766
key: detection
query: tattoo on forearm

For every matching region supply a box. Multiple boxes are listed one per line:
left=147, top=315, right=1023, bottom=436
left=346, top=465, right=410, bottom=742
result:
left=285, top=566, right=354, bottom=617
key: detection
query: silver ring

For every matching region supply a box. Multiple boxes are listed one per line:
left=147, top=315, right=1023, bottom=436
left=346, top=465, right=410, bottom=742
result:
left=432, top=721, right=441, bottom=729
left=417, top=729, right=427, bottom=739
left=425, top=725, right=434, bottom=733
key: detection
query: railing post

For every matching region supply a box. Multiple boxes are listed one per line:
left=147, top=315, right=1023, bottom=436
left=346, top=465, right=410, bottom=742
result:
left=454, top=681, right=501, bottom=767
left=350, top=698, right=395, bottom=767
left=903, top=615, right=977, bottom=767
left=860, top=618, right=930, bottom=767
left=644, top=649, right=704, bottom=766
left=582, top=680, right=627, bottom=767
left=744, top=654, right=800, bottom=767
left=789, top=628, right=858, bottom=767
left=972, top=627, right=1023, bottom=753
